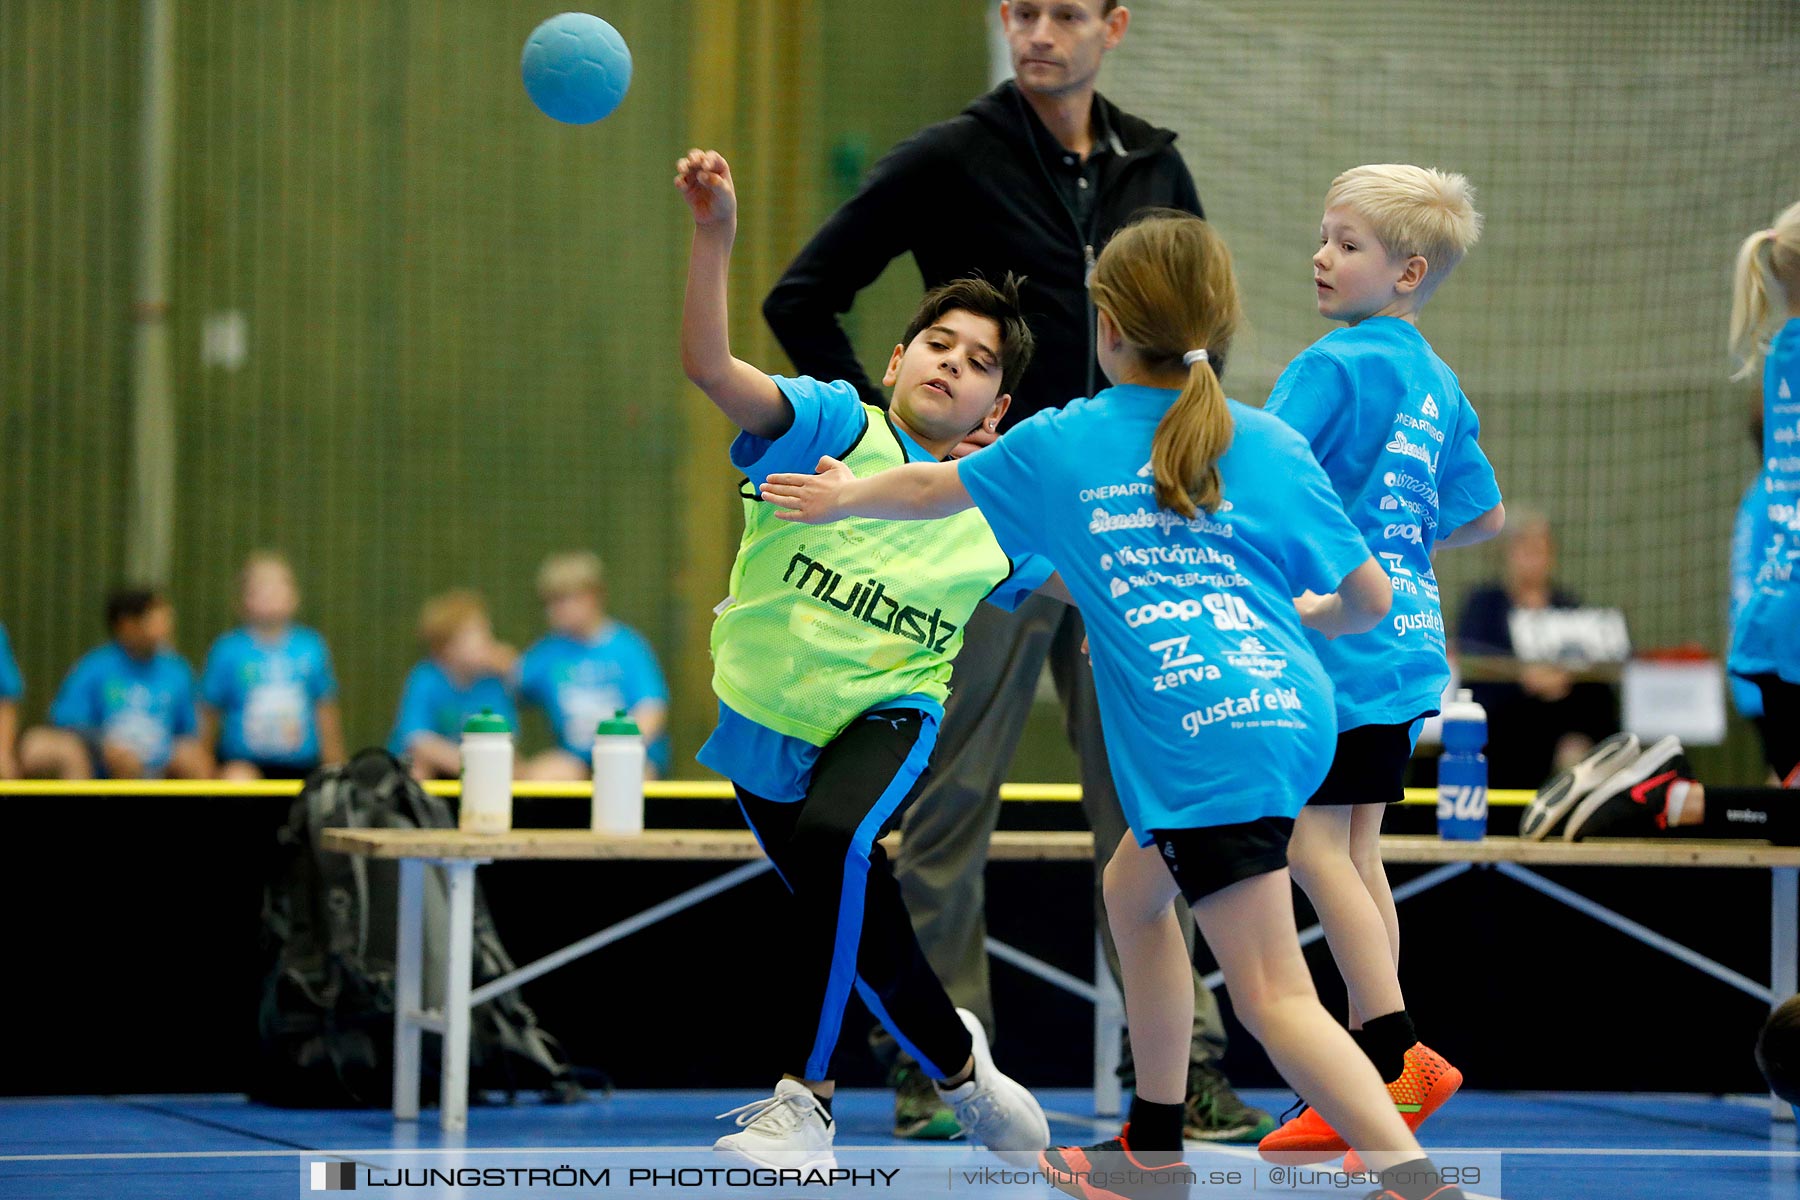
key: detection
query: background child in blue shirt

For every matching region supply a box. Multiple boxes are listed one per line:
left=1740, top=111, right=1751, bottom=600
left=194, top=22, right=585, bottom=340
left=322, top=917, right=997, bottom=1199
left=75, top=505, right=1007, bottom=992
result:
left=389, top=589, right=519, bottom=781
left=199, top=552, right=343, bottom=780
left=1260, top=165, right=1504, bottom=1167
left=1726, top=200, right=1800, bottom=786
left=765, top=211, right=1469, bottom=1200
left=0, top=622, right=22, bottom=779
left=516, top=551, right=670, bottom=780
left=20, top=588, right=211, bottom=780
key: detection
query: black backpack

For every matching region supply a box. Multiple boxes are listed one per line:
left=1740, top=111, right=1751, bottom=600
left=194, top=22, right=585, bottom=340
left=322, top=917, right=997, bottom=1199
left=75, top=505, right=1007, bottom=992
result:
left=251, top=747, right=591, bottom=1107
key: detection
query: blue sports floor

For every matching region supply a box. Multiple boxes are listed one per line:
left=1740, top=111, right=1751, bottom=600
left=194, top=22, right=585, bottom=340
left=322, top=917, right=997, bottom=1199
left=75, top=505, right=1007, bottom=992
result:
left=2, top=1088, right=1795, bottom=1199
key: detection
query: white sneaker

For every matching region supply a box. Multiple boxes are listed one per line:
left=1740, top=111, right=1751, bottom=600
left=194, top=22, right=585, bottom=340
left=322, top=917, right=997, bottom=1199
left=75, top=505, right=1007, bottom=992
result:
left=713, top=1079, right=837, bottom=1171
left=1520, top=732, right=1640, bottom=841
left=934, top=1008, right=1050, bottom=1167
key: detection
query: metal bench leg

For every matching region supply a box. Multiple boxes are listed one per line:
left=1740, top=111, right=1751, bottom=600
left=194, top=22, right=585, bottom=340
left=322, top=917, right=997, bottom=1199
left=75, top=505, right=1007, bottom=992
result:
left=1774, top=866, right=1797, bottom=1122
left=1094, top=933, right=1124, bottom=1118
left=440, top=861, right=477, bottom=1132
left=392, top=859, right=425, bottom=1122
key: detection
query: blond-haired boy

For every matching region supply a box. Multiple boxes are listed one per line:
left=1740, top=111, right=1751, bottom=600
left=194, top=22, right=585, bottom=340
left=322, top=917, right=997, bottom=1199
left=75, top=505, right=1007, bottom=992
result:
left=1260, top=164, right=1506, bottom=1167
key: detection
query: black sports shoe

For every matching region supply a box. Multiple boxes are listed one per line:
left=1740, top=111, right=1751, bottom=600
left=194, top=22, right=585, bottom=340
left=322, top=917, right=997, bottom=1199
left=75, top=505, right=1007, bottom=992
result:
left=1520, top=732, right=1640, bottom=840
left=1562, top=736, right=1691, bottom=841
left=1040, top=1125, right=1193, bottom=1200
left=889, top=1059, right=959, bottom=1139
left=1182, top=1062, right=1275, bottom=1144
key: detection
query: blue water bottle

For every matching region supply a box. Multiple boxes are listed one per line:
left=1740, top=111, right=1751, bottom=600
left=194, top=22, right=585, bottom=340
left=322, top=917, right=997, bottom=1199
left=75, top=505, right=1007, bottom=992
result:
left=1437, top=688, right=1489, bottom=841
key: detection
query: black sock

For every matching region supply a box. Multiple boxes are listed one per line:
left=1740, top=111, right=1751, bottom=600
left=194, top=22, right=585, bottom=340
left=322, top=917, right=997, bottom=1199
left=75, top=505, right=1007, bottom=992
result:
left=1125, top=1093, right=1185, bottom=1161
left=1378, top=1157, right=1454, bottom=1199
left=814, top=1091, right=833, bottom=1119
left=1356, top=1011, right=1417, bottom=1083
left=1701, top=788, right=1800, bottom=844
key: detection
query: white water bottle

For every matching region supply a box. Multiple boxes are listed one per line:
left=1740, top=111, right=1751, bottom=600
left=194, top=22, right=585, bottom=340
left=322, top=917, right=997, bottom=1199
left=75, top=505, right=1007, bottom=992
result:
left=591, top=709, right=645, bottom=834
left=459, top=710, right=514, bottom=835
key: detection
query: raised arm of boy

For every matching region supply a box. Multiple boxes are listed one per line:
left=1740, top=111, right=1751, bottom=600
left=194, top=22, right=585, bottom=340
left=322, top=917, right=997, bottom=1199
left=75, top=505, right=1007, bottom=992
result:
left=676, top=149, right=791, bottom=439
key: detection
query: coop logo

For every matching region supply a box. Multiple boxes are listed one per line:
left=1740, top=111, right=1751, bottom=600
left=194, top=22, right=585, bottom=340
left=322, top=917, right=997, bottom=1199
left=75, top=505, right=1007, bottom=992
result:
left=1225, top=636, right=1289, bottom=679
left=1392, top=610, right=1446, bottom=637
left=1384, top=431, right=1438, bottom=470
left=1384, top=471, right=1440, bottom=508
left=782, top=551, right=958, bottom=652
left=1393, top=411, right=1444, bottom=443
left=1180, top=686, right=1303, bottom=736
left=1421, top=394, right=1440, bottom=419
left=1384, top=522, right=1425, bottom=545
left=1127, top=598, right=1206, bottom=628
left=311, top=1162, right=356, bottom=1191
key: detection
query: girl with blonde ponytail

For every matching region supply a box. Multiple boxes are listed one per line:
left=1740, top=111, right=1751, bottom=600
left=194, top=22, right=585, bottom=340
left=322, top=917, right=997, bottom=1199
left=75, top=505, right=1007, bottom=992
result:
left=1727, top=201, right=1800, bottom=785
left=762, top=212, right=1474, bottom=1199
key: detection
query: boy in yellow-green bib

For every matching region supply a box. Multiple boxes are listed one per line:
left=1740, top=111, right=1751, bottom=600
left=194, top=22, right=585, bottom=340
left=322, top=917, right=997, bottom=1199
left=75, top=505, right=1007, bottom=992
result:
left=676, top=149, right=1056, bottom=1171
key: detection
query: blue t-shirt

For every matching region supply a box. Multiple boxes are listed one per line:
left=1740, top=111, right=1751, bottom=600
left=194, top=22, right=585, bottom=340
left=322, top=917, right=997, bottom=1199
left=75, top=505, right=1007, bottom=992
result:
left=1730, top=476, right=1771, bottom=718
left=201, top=625, right=338, bottom=765
left=699, top=374, right=1053, bottom=801
left=49, top=642, right=199, bottom=774
left=1266, top=318, right=1502, bottom=730
left=519, top=623, right=672, bottom=773
left=1729, top=318, right=1800, bottom=687
left=0, top=623, right=21, bottom=701
left=959, top=386, right=1373, bottom=836
left=388, top=660, right=519, bottom=756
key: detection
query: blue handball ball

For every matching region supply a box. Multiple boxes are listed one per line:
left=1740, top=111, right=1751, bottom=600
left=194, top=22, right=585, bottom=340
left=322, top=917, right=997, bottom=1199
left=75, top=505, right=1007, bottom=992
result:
left=521, top=12, right=632, bottom=125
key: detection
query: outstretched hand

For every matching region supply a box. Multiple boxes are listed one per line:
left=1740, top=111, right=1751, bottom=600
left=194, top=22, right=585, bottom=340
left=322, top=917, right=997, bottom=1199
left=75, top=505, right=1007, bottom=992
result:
left=760, top=456, right=858, bottom=524
left=675, top=148, right=737, bottom=227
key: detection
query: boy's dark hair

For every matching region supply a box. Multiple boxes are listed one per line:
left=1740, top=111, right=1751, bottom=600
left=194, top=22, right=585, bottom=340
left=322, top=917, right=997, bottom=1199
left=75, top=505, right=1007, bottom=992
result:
left=106, top=586, right=167, bottom=630
left=900, top=273, right=1036, bottom=399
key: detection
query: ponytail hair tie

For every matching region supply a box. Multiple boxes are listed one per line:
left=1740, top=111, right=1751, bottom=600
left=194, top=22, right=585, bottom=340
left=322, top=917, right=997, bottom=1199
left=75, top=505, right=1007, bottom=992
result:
left=1182, top=349, right=1210, bottom=367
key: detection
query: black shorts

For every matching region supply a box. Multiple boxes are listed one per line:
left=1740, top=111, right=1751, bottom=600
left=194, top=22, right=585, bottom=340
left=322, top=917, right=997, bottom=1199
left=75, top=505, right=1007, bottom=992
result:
left=1307, top=718, right=1425, bottom=806
left=1750, top=676, right=1800, bottom=782
left=1149, top=817, right=1296, bottom=905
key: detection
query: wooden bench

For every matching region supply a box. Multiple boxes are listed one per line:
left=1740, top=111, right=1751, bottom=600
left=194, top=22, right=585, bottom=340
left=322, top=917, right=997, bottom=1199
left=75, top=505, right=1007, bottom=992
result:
left=322, top=826, right=1800, bottom=1132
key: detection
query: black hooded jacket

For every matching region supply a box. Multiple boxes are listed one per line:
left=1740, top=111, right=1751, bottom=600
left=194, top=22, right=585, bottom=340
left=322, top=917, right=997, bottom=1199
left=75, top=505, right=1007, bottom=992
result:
left=763, top=81, right=1202, bottom=431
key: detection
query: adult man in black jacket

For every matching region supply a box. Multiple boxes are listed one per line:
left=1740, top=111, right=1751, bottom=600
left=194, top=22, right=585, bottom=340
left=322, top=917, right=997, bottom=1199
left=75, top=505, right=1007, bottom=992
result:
left=763, top=0, right=1272, bottom=1145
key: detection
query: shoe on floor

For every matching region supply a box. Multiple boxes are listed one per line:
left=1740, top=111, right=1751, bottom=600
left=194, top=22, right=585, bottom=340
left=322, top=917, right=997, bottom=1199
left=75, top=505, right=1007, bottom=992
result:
left=1262, top=1043, right=1462, bottom=1167
left=1562, top=735, right=1691, bottom=841
left=713, top=1078, right=836, bottom=1171
left=1257, top=1099, right=1347, bottom=1164
left=1520, top=732, right=1640, bottom=840
left=1183, top=1061, right=1275, bottom=1144
left=1041, top=1124, right=1194, bottom=1200
left=891, top=1057, right=959, bottom=1139
left=935, top=1007, right=1050, bottom=1167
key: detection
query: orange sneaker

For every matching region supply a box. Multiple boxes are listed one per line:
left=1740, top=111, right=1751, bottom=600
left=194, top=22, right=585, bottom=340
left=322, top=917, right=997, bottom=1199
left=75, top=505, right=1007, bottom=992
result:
left=1256, top=1101, right=1347, bottom=1164
left=1342, top=1044, right=1464, bottom=1175
left=1260, top=1043, right=1462, bottom=1167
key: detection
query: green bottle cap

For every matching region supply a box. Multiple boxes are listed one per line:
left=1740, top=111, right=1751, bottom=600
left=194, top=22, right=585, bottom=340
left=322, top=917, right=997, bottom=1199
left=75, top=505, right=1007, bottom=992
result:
left=462, top=709, right=511, bottom=735
left=596, top=708, right=640, bottom=737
